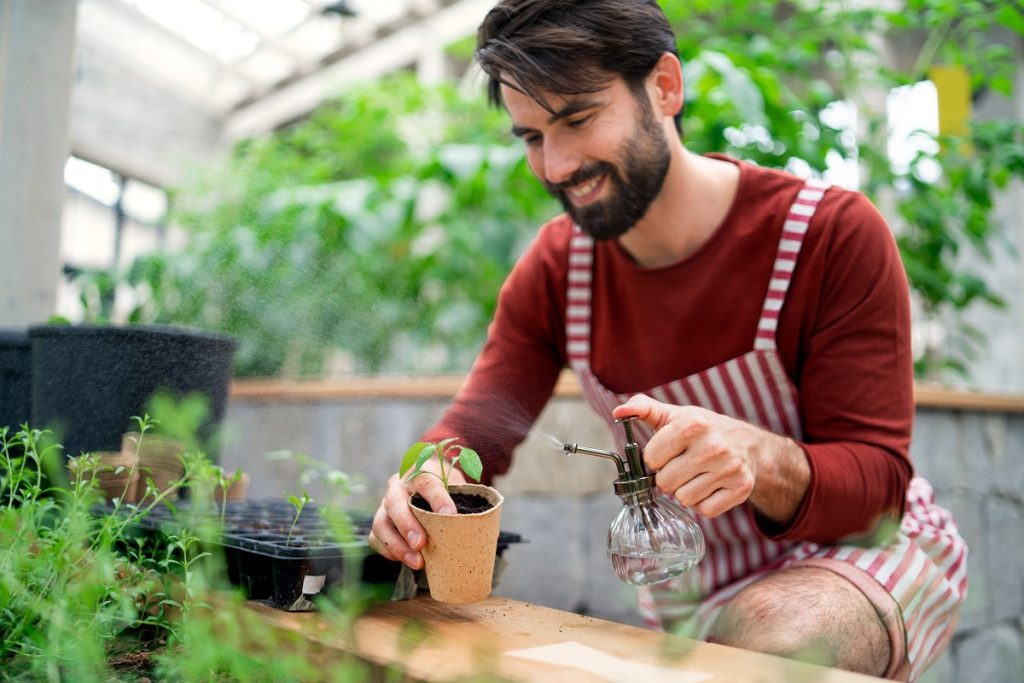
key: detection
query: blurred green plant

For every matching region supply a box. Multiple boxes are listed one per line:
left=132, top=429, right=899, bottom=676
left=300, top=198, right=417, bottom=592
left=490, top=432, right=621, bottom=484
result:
left=105, top=2, right=1023, bottom=381
left=0, top=421, right=376, bottom=681
left=128, top=74, right=556, bottom=377
left=660, top=0, right=1023, bottom=380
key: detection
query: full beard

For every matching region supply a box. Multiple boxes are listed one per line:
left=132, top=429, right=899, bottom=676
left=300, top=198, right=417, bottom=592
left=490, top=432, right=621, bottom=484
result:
left=545, top=109, right=672, bottom=240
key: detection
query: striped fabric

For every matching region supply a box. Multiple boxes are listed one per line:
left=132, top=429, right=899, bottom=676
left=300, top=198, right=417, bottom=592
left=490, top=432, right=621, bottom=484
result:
left=566, top=181, right=966, bottom=681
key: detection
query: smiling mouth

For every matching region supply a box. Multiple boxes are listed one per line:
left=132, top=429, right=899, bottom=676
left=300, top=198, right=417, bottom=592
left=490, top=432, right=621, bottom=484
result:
left=566, top=174, right=606, bottom=205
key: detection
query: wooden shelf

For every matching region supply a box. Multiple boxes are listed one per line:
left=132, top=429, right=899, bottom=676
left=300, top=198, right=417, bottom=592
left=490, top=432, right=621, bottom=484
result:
left=231, top=372, right=1024, bottom=413
left=913, top=383, right=1024, bottom=413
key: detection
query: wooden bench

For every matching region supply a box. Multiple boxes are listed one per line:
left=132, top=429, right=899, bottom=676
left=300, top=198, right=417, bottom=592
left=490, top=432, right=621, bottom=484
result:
left=248, top=595, right=885, bottom=682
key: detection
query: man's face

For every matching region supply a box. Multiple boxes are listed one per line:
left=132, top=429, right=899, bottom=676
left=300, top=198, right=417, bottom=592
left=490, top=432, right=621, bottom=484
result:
left=503, top=78, right=671, bottom=240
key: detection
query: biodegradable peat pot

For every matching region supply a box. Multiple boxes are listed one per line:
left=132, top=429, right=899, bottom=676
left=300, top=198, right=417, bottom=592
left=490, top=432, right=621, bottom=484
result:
left=409, top=483, right=504, bottom=604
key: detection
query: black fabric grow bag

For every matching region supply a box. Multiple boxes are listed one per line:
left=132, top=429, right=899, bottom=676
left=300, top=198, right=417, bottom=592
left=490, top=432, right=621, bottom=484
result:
left=29, top=324, right=236, bottom=457
left=0, top=330, right=32, bottom=432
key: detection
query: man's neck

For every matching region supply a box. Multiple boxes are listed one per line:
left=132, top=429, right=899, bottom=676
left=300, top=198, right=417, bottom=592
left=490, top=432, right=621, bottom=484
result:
left=617, top=149, right=740, bottom=269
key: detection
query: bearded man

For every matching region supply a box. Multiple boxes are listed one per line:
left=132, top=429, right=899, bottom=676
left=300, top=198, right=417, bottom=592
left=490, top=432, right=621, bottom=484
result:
left=369, top=2, right=967, bottom=680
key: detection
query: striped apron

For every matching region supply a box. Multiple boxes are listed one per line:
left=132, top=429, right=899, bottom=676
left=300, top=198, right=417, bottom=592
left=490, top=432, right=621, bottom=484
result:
left=565, top=180, right=967, bottom=681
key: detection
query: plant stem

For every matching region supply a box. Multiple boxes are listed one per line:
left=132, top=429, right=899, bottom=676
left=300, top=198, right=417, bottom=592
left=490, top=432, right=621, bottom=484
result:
left=911, top=19, right=953, bottom=79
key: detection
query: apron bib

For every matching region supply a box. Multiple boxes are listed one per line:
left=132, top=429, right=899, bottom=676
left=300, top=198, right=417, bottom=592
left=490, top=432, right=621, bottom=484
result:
left=565, top=179, right=966, bottom=681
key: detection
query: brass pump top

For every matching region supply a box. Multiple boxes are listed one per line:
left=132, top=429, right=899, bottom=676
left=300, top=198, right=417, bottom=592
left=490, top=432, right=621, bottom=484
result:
left=562, top=415, right=656, bottom=496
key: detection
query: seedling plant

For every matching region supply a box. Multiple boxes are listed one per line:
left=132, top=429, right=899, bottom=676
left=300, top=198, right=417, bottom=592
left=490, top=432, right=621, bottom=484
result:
left=286, top=491, right=312, bottom=543
left=399, top=438, right=482, bottom=491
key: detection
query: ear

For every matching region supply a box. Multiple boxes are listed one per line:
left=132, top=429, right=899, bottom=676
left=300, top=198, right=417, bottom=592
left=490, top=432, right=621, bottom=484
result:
left=648, top=52, right=684, bottom=119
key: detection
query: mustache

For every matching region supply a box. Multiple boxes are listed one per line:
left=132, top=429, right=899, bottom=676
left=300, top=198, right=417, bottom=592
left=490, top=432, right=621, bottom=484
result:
left=544, top=161, right=615, bottom=194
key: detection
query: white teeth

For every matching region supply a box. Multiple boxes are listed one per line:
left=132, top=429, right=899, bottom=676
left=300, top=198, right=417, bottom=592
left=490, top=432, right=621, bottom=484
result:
left=568, top=176, right=600, bottom=198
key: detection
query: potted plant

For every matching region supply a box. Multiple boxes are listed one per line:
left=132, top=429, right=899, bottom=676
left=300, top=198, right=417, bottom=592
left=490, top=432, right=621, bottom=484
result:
left=400, top=438, right=504, bottom=604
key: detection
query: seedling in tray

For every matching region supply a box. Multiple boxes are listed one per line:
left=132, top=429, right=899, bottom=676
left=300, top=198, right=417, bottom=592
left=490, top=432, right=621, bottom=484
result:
left=285, top=491, right=311, bottom=543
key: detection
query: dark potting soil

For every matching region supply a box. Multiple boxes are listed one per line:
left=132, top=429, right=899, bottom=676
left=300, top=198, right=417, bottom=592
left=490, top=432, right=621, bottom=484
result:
left=105, top=627, right=165, bottom=681
left=410, top=492, right=492, bottom=514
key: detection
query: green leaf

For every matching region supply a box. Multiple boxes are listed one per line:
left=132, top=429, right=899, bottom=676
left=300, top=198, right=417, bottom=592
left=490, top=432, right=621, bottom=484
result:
left=996, top=5, right=1024, bottom=35
left=413, top=443, right=438, bottom=474
left=399, top=441, right=430, bottom=477
left=454, top=446, right=482, bottom=482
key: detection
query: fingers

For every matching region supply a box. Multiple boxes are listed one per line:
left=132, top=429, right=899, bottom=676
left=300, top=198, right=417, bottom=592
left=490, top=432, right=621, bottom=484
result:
left=370, top=476, right=421, bottom=569
left=612, top=393, right=672, bottom=429
left=369, top=470, right=459, bottom=571
left=613, top=394, right=755, bottom=516
left=415, top=471, right=458, bottom=516
left=655, top=445, right=754, bottom=517
left=368, top=505, right=416, bottom=566
left=683, top=487, right=738, bottom=518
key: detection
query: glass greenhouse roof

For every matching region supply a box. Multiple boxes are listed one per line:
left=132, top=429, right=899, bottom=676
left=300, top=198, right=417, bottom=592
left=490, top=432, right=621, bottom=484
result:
left=72, top=0, right=492, bottom=185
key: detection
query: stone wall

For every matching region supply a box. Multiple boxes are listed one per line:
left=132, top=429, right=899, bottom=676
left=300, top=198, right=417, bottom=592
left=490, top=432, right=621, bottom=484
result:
left=909, top=408, right=1024, bottom=682
left=221, top=379, right=1024, bottom=683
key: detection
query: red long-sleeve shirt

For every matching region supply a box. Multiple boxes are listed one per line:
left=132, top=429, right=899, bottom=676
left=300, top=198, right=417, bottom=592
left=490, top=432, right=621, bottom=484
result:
left=425, top=156, right=914, bottom=543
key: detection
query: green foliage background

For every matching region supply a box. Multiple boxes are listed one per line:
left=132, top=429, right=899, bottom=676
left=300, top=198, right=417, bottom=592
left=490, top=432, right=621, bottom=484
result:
left=102, top=0, right=1024, bottom=380
left=123, top=76, right=557, bottom=376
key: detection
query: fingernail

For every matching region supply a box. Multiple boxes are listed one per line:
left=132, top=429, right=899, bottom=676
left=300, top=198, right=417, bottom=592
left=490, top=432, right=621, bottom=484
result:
left=404, top=553, right=421, bottom=569
left=406, top=530, right=420, bottom=547
left=439, top=504, right=457, bottom=515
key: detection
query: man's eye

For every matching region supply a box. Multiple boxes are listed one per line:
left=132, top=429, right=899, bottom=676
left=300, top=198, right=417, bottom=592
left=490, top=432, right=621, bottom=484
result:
left=567, top=116, right=592, bottom=128
left=523, top=134, right=542, bottom=145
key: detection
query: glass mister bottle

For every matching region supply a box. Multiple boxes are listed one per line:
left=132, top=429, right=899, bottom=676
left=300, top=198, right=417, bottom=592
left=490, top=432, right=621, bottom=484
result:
left=563, top=416, right=705, bottom=586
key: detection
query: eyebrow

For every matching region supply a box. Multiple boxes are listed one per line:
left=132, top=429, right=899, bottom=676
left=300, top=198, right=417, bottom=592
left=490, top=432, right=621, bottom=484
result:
left=510, top=98, right=604, bottom=138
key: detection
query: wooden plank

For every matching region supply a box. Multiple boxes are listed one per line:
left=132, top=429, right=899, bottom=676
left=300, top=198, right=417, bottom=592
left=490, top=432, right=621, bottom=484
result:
left=231, top=373, right=1024, bottom=413
left=914, top=383, right=1024, bottom=413
left=246, top=596, right=885, bottom=682
left=229, top=370, right=582, bottom=400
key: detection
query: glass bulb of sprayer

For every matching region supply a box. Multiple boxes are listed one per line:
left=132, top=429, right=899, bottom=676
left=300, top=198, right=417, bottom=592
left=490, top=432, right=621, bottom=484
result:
left=608, top=489, right=705, bottom=586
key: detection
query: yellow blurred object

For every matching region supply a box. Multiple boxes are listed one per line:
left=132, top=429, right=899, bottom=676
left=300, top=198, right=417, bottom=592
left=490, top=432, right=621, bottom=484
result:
left=928, top=65, right=972, bottom=137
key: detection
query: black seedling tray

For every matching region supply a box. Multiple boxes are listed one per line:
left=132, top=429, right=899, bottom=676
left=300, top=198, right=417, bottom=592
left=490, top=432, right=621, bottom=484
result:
left=112, top=499, right=521, bottom=612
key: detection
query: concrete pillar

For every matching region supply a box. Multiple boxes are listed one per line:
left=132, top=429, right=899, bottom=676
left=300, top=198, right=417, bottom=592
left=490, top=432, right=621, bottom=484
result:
left=0, top=0, right=79, bottom=327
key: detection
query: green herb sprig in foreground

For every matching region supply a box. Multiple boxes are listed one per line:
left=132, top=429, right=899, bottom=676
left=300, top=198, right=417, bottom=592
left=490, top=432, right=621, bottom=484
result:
left=0, top=421, right=375, bottom=681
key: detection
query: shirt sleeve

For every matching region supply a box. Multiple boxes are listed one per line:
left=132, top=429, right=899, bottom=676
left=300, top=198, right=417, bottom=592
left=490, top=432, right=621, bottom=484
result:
left=763, top=190, right=915, bottom=544
left=421, top=220, right=569, bottom=484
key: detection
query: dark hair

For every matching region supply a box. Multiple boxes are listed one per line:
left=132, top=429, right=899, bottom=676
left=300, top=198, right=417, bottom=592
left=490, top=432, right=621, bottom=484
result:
left=475, top=0, right=682, bottom=131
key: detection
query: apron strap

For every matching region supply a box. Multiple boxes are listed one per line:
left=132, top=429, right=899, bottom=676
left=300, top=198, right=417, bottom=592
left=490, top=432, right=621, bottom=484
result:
left=753, top=179, right=830, bottom=351
left=566, top=224, right=594, bottom=371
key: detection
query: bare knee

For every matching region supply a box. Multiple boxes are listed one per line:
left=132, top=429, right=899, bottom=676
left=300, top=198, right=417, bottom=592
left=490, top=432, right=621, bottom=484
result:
left=707, top=567, right=891, bottom=676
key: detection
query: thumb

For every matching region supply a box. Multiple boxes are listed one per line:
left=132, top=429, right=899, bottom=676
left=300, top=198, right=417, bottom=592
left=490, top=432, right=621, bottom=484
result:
left=612, top=393, right=673, bottom=429
left=415, top=474, right=458, bottom=515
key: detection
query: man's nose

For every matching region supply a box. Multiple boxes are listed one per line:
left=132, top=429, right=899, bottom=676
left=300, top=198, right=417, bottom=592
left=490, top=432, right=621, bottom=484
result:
left=542, top=139, right=581, bottom=187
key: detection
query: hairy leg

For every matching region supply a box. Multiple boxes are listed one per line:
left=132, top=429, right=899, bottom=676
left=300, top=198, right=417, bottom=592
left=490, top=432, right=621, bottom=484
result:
left=706, top=566, right=892, bottom=676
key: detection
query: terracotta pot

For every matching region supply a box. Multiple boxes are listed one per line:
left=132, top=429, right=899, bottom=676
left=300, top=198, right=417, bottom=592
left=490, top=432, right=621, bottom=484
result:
left=122, top=432, right=185, bottom=500
left=409, top=483, right=504, bottom=604
left=68, top=451, right=142, bottom=503
left=214, top=471, right=250, bottom=502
